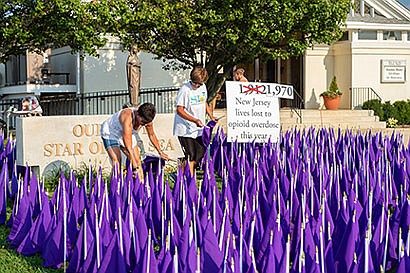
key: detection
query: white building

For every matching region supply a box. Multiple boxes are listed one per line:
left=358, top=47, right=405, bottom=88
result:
left=0, top=40, right=189, bottom=100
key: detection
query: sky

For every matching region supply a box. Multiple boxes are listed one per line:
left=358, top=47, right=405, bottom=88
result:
left=398, top=0, right=410, bottom=9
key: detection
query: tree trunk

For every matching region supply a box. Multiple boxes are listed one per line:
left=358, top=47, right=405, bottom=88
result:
left=206, top=62, right=233, bottom=103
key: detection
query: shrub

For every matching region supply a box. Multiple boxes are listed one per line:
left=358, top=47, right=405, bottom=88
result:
left=393, top=100, right=410, bottom=125
left=320, top=76, right=343, bottom=99
left=362, top=99, right=410, bottom=126
left=382, top=101, right=397, bottom=121
left=362, top=99, right=383, bottom=119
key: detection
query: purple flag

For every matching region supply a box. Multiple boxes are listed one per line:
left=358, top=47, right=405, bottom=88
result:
left=66, top=209, right=95, bottom=273
left=335, top=212, right=360, bottom=273
left=98, top=230, right=127, bottom=273
left=202, top=120, right=218, bottom=147
left=42, top=210, right=73, bottom=268
left=137, top=231, right=159, bottom=273
left=0, top=161, right=7, bottom=224
left=201, top=220, right=223, bottom=272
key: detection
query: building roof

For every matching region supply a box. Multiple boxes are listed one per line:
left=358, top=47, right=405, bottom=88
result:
left=347, top=14, right=410, bottom=25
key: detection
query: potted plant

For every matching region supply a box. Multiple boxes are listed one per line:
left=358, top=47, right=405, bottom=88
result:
left=320, top=76, right=343, bottom=110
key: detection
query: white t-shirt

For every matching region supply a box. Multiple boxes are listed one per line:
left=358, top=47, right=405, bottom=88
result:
left=173, top=82, right=207, bottom=138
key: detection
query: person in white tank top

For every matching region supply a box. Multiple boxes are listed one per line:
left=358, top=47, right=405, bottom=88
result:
left=101, top=102, right=169, bottom=181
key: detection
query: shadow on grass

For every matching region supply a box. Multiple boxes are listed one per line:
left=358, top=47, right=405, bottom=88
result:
left=0, top=224, right=63, bottom=273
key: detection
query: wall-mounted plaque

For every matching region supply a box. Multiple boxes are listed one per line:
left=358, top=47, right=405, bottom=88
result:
left=381, top=59, right=406, bottom=83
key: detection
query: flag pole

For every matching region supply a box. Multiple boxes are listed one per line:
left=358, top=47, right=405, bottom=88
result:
left=173, top=247, right=178, bottom=273
left=95, top=204, right=101, bottom=269
left=129, top=204, right=137, bottom=260
left=223, top=232, right=230, bottom=273
left=170, top=199, right=174, bottom=238
left=319, top=227, right=325, bottom=273
left=398, top=227, right=402, bottom=263
left=37, top=171, right=42, bottom=210
left=197, top=248, right=201, bottom=273
left=285, top=234, right=290, bottom=273
left=299, top=222, right=304, bottom=273
left=407, top=226, right=410, bottom=256
left=161, top=200, right=165, bottom=246
left=382, top=210, right=391, bottom=271
left=290, top=173, right=294, bottom=220
left=248, top=216, right=256, bottom=256
left=239, top=224, right=243, bottom=273
left=219, top=208, right=227, bottom=250
left=380, top=203, right=385, bottom=244
left=213, top=186, right=216, bottom=233
left=118, top=207, right=123, bottom=254
left=365, top=226, right=369, bottom=273
left=63, top=186, right=67, bottom=272
left=147, top=229, right=151, bottom=273
left=182, top=184, right=186, bottom=224
left=83, top=209, right=87, bottom=262
left=193, top=206, right=197, bottom=248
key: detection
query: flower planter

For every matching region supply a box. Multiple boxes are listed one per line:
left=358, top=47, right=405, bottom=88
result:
left=323, top=95, right=342, bottom=110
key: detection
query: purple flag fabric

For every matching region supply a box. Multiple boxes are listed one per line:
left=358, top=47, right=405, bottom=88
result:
left=158, top=245, right=173, bottom=273
left=98, top=230, right=127, bottom=273
left=16, top=193, right=49, bottom=256
left=30, top=196, right=52, bottom=252
left=9, top=204, right=33, bottom=249
left=0, top=161, right=8, bottom=225
left=202, top=120, right=218, bottom=147
left=186, top=240, right=197, bottom=273
left=137, top=231, right=159, bottom=273
left=42, top=210, right=73, bottom=268
left=396, top=253, right=410, bottom=273
left=201, top=220, right=223, bottom=271
left=8, top=194, right=30, bottom=244
left=335, top=212, right=360, bottom=273
left=66, top=209, right=95, bottom=273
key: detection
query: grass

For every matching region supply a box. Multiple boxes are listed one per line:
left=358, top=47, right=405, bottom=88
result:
left=0, top=200, right=63, bottom=273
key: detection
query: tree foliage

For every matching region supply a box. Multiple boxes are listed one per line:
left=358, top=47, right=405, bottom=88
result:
left=1, top=0, right=352, bottom=101
left=111, top=0, right=352, bottom=101
left=0, top=0, right=109, bottom=62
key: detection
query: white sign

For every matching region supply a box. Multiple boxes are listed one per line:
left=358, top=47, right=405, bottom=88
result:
left=381, top=59, right=406, bottom=83
left=225, top=81, right=293, bottom=143
left=16, top=114, right=183, bottom=176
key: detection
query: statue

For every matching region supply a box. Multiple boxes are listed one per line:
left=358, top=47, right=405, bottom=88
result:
left=126, top=45, right=142, bottom=106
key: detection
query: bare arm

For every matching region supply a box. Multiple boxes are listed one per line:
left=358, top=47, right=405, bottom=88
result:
left=177, top=105, right=204, bottom=127
left=145, top=123, right=170, bottom=160
left=206, top=103, right=216, bottom=121
left=119, top=109, right=140, bottom=170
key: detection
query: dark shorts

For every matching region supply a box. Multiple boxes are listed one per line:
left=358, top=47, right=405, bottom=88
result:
left=102, top=138, right=120, bottom=149
left=178, top=136, right=206, bottom=163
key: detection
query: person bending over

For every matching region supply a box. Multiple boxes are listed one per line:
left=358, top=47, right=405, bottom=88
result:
left=101, top=102, right=169, bottom=181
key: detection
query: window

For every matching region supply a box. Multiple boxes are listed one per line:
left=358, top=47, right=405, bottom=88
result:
left=408, top=31, right=410, bottom=41
left=383, top=31, right=402, bottom=40
left=358, top=30, right=377, bottom=40
left=338, top=31, right=349, bottom=41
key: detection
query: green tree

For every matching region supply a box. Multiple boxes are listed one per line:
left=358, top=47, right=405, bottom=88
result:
left=2, top=0, right=352, bottom=102
left=0, top=0, right=110, bottom=62
left=112, top=0, right=352, bottom=101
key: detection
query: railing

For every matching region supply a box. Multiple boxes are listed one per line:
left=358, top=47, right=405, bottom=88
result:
left=0, top=86, right=179, bottom=130
left=0, top=99, right=21, bottom=130
left=40, top=87, right=179, bottom=116
left=351, top=87, right=382, bottom=110
left=289, top=88, right=304, bottom=123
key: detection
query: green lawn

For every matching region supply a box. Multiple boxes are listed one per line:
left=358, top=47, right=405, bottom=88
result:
left=0, top=224, right=63, bottom=273
left=0, top=198, right=62, bottom=273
